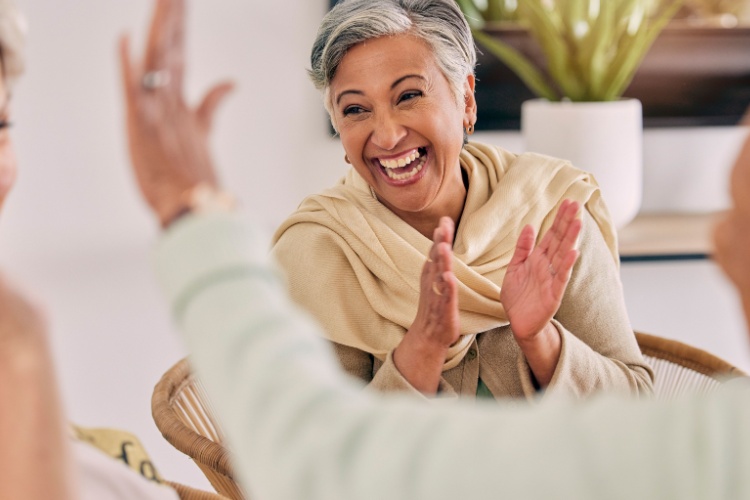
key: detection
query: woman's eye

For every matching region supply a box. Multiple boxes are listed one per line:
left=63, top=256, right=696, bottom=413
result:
left=0, top=120, right=12, bottom=130
left=399, top=91, right=422, bottom=103
left=343, top=105, right=365, bottom=116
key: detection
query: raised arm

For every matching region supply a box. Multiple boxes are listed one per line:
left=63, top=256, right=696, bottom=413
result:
left=542, top=209, right=653, bottom=397
left=392, top=216, right=460, bottom=393
left=119, top=0, right=233, bottom=228
left=500, top=199, right=581, bottom=387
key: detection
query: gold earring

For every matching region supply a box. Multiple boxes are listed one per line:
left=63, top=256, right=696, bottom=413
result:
left=344, top=155, right=351, bottom=164
left=466, top=123, right=474, bottom=135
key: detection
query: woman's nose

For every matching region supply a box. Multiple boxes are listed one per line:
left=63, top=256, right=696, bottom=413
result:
left=370, top=111, right=407, bottom=151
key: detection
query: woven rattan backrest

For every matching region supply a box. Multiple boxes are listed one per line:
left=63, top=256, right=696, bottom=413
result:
left=635, top=331, right=748, bottom=400
left=165, top=480, right=227, bottom=500
left=152, top=358, right=247, bottom=500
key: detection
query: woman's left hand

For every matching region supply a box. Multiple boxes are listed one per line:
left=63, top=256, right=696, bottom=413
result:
left=119, top=0, right=234, bottom=227
left=500, top=200, right=581, bottom=343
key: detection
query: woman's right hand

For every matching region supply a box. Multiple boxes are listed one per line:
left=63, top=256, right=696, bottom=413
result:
left=393, top=216, right=460, bottom=394
left=119, top=0, right=234, bottom=227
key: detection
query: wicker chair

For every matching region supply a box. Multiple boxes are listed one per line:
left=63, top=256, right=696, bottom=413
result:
left=152, top=358, right=246, bottom=500
left=165, top=480, right=228, bottom=500
left=635, top=331, right=747, bottom=399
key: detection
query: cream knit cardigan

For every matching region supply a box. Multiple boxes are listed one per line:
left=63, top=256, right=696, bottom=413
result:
left=272, top=142, right=617, bottom=370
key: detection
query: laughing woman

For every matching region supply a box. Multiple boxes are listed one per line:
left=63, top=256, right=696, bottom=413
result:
left=271, top=0, right=653, bottom=399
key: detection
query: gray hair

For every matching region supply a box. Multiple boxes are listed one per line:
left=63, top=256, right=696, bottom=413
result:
left=0, top=0, right=25, bottom=88
left=309, top=0, right=476, bottom=125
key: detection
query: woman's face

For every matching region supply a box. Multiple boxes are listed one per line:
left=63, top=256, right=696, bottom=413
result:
left=330, top=34, right=475, bottom=222
left=0, top=72, right=15, bottom=209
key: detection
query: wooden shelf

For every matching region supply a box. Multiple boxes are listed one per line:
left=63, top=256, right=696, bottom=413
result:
left=618, top=212, right=721, bottom=262
left=472, top=24, right=750, bottom=130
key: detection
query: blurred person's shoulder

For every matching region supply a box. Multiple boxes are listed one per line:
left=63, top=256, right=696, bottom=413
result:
left=72, top=426, right=179, bottom=500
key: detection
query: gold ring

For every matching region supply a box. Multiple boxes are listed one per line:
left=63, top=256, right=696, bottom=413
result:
left=432, top=282, right=443, bottom=296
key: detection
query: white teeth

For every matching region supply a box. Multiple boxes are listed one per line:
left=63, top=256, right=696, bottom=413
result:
left=384, top=155, right=426, bottom=180
left=378, top=149, right=421, bottom=169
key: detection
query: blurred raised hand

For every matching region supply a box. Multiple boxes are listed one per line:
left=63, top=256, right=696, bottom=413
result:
left=714, top=130, right=750, bottom=326
left=119, top=0, right=234, bottom=227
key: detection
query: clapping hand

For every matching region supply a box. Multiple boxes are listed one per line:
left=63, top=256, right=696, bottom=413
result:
left=393, top=216, right=460, bottom=394
left=416, top=216, right=461, bottom=350
left=501, top=200, right=582, bottom=344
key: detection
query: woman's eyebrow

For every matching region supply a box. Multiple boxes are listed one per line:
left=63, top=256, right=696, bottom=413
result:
left=335, top=89, right=363, bottom=106
left=391, top=74, right=426, bottom=89
left=335, top=75, right=427, bottom=105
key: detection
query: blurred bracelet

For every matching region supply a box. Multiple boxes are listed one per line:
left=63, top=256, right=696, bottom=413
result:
left=163, top=182, right=237, bottom=228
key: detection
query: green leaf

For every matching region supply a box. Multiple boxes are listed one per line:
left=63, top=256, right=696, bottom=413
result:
left=472, top=29, right=559, bottom=100
left=463, top=0, right=683, bottom=101
left=520, top=0, right=584, bottom=99
left=455, top=0, right=486, bottom=27
left=486, top=0, right=503, bottom=21
left=604, top=0, right=683, bottom=100
left=585, top=0, right=619, bottom=99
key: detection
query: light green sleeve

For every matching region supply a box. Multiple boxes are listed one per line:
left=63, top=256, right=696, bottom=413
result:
left=155, top=212, right=750, bottom=500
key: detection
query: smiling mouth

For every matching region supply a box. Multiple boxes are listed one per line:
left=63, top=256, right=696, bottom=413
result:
left=377, top=147, right=427, bottom=181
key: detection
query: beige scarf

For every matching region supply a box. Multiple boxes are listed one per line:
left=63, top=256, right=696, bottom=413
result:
left=272, top=142, right=617, bottom=369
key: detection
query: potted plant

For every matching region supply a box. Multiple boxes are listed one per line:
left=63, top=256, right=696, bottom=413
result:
left=456, top=0, right=684, bottom=228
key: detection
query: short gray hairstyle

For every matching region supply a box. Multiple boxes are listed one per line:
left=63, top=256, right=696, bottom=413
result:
left=310, top=0, right=477, bottom=125
left=0, top=0, right=25, bottom=87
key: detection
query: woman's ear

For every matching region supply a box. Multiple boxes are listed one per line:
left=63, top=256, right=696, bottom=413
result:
left=463, top=74, right=477, bottom=126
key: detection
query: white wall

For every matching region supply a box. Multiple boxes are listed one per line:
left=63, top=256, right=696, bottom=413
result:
left=2, top=0, right=749, bottom=492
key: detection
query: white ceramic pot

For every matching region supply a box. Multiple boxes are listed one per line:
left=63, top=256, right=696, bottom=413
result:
left=521, top=98, right=643, bottom=229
